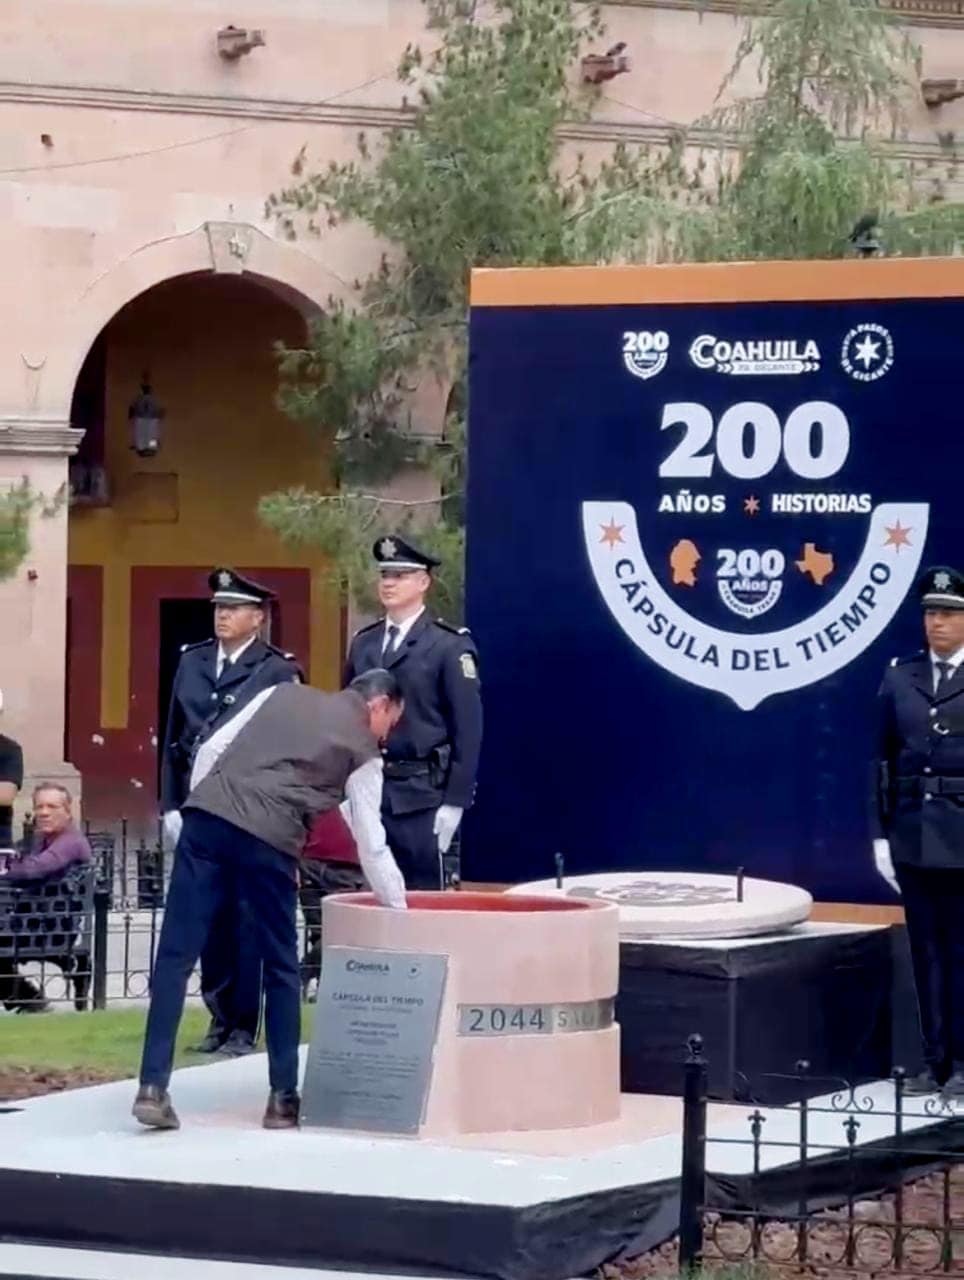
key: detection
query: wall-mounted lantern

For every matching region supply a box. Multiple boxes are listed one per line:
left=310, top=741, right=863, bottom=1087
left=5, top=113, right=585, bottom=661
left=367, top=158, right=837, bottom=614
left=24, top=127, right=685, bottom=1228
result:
left=128, top=377, right=165, bottom=457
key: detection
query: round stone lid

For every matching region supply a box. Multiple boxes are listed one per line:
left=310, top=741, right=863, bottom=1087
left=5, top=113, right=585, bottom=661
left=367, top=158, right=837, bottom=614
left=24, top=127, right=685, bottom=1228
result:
left=506, top=871, right=812, bottom=939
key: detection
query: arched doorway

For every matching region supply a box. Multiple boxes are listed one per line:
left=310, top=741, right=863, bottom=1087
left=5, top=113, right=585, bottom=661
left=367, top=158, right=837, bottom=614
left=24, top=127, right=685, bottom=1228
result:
left=65, top=272, right=339, bottom=827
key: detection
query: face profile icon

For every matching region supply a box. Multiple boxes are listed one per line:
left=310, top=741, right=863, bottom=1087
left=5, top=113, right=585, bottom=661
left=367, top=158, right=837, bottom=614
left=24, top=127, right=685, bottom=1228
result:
left=670, top=539, right=701, bottom=587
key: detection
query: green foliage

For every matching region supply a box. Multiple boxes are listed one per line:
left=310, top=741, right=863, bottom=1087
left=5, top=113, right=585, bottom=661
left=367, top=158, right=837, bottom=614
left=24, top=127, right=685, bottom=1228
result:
left=0, top=479, right=62, bottom=583
left=666, top=0, right=964, bottom=263
left=259, top=486, right=464, bottom=622
left=261, top=0, right=964, bottom=618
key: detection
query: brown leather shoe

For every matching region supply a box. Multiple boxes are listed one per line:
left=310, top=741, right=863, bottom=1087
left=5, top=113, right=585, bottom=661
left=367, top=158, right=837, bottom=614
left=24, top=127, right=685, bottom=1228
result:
left=263, top=1089, right=300, bottom=1130
left=132, top=1084, right=180, bottom=1130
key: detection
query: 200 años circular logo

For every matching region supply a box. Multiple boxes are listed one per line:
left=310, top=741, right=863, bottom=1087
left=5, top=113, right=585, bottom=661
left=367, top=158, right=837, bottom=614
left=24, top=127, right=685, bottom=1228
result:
left=584, top=321, right=927, bottom=711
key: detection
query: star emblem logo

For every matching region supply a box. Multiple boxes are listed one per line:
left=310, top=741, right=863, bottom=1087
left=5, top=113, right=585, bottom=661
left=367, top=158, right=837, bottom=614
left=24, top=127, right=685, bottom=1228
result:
left=599, top=518, right=624, bottom=548
left=883, top=520, right=912, bottom=552
left=841, top=323, right=894, bottom=382
left=379, top=537, right=398, bottom=559
left=934, top=571, right=952, bottom=590
left=743, top=496, right=760, bottom=516
left=853, top=334, right=881, bottom=369
left=218, top=570, right=232, bottom=588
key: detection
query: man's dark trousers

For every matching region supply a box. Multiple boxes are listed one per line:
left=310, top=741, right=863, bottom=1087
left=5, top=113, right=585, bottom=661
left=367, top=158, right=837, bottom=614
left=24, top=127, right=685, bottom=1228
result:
left=384, top=808, right=442, bottom=889
left=140, top=808, right=300, bottom=1093
left=896, top=862, right=964, bottom=1083
left=199, top=896, right=262, bottom=1045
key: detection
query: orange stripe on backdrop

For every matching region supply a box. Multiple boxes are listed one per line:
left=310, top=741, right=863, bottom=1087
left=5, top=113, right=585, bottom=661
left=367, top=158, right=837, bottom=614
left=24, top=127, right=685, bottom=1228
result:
left=470, top=257, right=964, bottom=308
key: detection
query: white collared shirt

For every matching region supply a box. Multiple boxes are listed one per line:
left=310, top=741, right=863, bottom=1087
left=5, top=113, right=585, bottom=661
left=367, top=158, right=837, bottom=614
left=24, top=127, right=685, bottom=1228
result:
left=930, top=645, right=964, bottom=693
left=216, top=633, right=257, bottom=679
left=382, top=606, right=425, bottom=657
left=343, top=758, right=407, bottom=908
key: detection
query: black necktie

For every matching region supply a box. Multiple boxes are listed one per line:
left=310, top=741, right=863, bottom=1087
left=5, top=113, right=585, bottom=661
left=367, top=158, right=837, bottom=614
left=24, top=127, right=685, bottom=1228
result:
left=383, top=624, right=400, bottom=658
left=936, top=660, right=952, bottom=693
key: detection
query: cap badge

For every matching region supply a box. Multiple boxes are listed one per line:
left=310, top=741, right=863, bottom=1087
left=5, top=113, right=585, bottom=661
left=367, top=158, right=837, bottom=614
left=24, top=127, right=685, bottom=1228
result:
left=217, top=570, right=232, bottom=588
left=934, top=571, right=952, bottom=591
left=379, top=538, right=398, bottom=559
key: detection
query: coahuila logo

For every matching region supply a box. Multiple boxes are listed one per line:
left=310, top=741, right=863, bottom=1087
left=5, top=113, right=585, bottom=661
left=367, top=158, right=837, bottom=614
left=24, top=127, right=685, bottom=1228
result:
left=346, top=958, right=389, bottom=974
left=690, top=334, right=820, bottom=376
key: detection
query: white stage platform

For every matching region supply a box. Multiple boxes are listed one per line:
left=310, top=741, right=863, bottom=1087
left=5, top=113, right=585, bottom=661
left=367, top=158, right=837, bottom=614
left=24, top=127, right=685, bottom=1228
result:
left=0, top=1244, right=440, bottom=1280
left=1, top=1052, right=961, bottom=1280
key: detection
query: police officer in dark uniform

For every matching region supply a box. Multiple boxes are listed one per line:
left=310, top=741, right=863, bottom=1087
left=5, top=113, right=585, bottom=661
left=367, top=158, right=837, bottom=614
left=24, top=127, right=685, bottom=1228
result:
left=160, top=568, right=302, bottom=1055
left=873, top=564, right=964, bottom=1098
left=343, top=536, right=483, bottom=889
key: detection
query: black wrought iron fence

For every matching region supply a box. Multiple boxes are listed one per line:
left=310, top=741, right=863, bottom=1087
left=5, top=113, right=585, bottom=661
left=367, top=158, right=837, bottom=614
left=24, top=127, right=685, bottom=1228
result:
left=1, top=818, right=323, bottom=1011
left=679, top=1034, right=964, bottom=1277
left=0, top=820, right=175, bottom=1010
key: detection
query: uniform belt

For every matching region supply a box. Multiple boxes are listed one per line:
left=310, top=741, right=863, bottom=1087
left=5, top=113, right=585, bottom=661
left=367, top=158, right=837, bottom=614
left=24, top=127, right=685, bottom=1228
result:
left=383, top=759, right=432, bottom=780
left=897, top=776, right=964, bottom=796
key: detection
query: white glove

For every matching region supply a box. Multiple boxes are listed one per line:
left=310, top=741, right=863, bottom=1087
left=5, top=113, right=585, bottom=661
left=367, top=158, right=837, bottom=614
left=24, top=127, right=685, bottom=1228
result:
left=338, top=798, right=354, bottom=835
left=433, top=804, right=463, bottom=854
left=364, top=850, right=408, bottom=910
left=162, top=810, right=183, bottom=851
left=873, top=838, right=900, bottom=894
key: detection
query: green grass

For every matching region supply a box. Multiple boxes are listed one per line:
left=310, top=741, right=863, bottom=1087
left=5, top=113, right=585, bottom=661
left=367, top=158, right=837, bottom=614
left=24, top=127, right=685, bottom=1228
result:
left=0, top=1005, right=314, bottom=1078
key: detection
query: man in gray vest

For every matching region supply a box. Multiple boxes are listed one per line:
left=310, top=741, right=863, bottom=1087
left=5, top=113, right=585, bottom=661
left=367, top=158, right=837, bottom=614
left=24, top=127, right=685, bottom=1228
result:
left=133, top=669, right=406, bottom=1132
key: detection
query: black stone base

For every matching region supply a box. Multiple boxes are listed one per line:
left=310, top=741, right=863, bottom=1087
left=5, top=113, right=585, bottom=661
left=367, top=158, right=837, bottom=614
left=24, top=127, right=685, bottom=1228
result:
left=617, top=925, right=895, bottom=1103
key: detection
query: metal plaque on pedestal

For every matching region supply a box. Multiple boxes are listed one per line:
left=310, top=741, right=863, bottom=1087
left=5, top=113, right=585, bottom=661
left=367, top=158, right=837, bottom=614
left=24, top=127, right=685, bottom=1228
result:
left=301, top=946, right=447, bottom=1134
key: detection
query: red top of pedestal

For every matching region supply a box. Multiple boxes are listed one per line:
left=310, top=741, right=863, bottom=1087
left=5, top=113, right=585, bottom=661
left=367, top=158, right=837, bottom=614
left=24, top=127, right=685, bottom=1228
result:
left=337, top=891, right=606, bottom=912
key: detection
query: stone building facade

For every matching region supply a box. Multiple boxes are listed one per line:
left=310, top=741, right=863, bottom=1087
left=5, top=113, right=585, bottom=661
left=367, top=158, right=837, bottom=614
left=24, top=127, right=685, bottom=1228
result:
left=1, top=0, right=963, bottom=825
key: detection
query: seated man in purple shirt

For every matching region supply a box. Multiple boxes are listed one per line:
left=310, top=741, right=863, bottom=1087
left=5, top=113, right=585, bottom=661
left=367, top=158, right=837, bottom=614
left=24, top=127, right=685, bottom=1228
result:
left=0, top=784, right=91, bottom=882
left=0, top=784, right=91, bottom=1013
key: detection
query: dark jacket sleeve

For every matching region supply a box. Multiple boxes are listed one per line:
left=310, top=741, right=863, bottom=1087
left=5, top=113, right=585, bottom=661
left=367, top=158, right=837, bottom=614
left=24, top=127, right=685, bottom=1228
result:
left=6, top=828, right=92, bottom=882
left=275, top=652, right=304, bottom=684
left=870, top=667, right=898, bottom=841
left=439, top=638, right=483, bottom=809
left=0, top=737, right=24, bottom=788
left=266, top=653, right=303, bottom=686
left=343, top=637, right=359, bottom=687
left=160, top=665, right=187, bottom=812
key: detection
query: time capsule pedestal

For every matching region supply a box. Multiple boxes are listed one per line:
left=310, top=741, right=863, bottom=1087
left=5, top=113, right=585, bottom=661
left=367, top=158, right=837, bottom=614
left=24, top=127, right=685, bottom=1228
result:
left=301, top=891, right=621, bottom=1136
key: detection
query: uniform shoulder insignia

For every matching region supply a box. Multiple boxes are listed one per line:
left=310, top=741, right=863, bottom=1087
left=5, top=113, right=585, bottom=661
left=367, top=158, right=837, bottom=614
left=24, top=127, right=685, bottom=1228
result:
left=891, top=650, right=926, bottom=668
left=180, top=639, right=211, bottom=654
left=266, top=643, right=297, bottom=661
left=435, top=618, right=471, bottom=636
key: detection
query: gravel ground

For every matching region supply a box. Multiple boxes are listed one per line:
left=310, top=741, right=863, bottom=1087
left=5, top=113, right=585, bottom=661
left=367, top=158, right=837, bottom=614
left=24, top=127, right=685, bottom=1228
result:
left=0, top=1065, right=122, bottom=1101
left=604, top=1167, right=964, bottom=1278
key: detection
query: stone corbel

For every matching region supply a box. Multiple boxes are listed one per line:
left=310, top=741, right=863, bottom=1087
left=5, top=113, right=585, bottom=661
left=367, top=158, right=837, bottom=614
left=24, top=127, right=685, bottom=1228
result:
left=0, top=415, right=83, bottom=456
left=922, top=77, right=964, bottom=106
left=205, top=221, right=253, bottom=274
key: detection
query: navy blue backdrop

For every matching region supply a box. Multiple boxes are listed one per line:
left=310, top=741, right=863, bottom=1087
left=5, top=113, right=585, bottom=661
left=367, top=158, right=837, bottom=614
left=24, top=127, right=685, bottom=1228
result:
left=464, top=280, right=961, bottom=901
